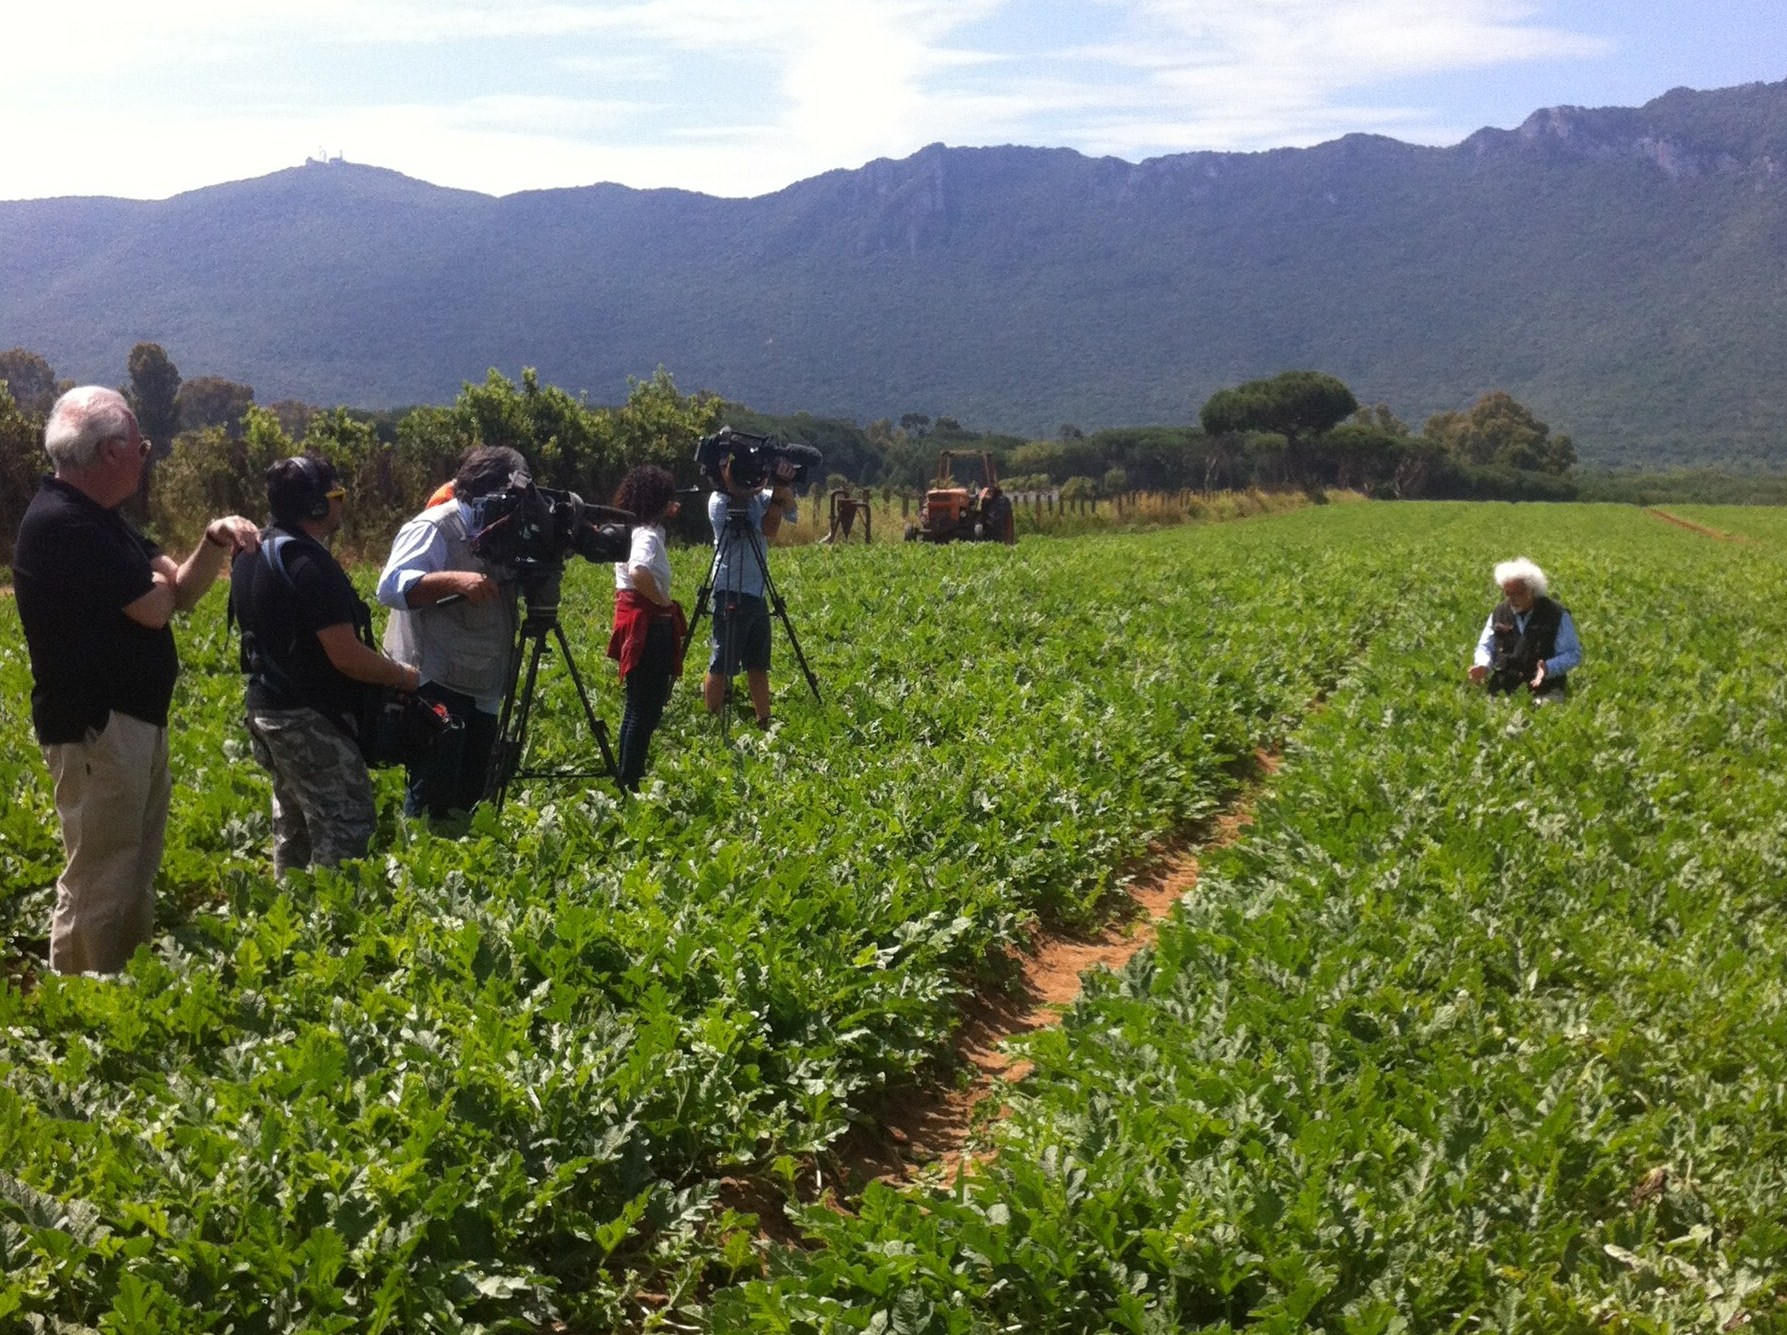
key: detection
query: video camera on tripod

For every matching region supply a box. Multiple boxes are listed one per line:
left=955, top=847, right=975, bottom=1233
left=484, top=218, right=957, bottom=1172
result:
left=695, top=427, right=824, bottom=493
left=688, top=430, right=826, bottom=732
left=468, top=476, right=635, bottom=574
left=464, top=474, right=640, bottom=808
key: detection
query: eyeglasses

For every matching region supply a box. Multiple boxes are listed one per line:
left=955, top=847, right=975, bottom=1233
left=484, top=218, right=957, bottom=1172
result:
left=104, top=435, right=151, bottom=459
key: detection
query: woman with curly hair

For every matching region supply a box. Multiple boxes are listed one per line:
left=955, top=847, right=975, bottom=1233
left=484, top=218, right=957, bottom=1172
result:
left=607, top=465, right=687, bottom=789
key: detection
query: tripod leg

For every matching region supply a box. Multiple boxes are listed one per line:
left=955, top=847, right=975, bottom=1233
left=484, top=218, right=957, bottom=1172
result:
left=484, top=635, right=527, bottom=808
left=687, top=576, right=713, bottom=648
left=690, top=529, right=736, bottom=738
left=712, top=590, right=738, bottom=742
left=747, top=528, right=822, bottom=704
left=688, top=513, right=731, bottom=650
left=551, top=622, right=618, bottom=782
left=764, top=576, right=822, bottom=703
left=488, top=630, right=551, bottom=810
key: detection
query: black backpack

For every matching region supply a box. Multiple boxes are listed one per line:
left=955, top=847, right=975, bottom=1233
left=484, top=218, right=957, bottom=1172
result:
left=230, top=535, right=458, bottom=767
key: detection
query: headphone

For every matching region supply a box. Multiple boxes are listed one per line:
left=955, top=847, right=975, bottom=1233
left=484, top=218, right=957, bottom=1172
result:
left=269, top=454, right=336, bottom=524
left=291, top=455, right=334, bottom=520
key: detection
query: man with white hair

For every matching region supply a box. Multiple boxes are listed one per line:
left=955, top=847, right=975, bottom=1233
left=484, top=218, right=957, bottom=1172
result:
left=1468, top=556, right=1582, bottom=701
left=13, top=386, right=259, bottom=974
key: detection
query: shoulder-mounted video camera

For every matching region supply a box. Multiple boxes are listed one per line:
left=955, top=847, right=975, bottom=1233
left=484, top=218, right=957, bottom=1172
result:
left=469, top=477, right=633, bottom=569
left=695, top=427, right=824, bottom=493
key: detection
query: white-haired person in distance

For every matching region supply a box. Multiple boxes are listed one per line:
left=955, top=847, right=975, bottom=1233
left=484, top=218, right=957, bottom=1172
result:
left=1468, top=557, right=1582, bottom=702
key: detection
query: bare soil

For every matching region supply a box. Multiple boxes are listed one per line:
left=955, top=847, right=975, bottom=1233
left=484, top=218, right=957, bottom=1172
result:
left=1645, top=508, right=1752, bottom=544
left=831, top=749, right=1280, bottom=1188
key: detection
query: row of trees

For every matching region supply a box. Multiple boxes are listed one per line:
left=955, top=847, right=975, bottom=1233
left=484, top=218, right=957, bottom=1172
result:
left=153, top=367, right=720, bottom=556
left=739, top=373, right=1578, bottom=500
left=0, top=346, right=272, bottom=448
left=1194, top=370, right=1576, bottom=497
left=0, top=344, right=722, bottom=560
left=1, top=345, right=1582, bottom=562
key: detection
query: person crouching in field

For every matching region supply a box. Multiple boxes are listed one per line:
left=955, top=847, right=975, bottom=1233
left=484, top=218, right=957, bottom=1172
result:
left=1468, top=556, right=1582, bottom=702
left=13, top=386, right=260, bottom=974
left=607, top=466, right=687, bottom=790
left=231, top=455, right=422, bottom=876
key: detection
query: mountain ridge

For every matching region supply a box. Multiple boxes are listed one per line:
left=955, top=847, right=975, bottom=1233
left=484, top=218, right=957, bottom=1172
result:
left=4, top=78, right=1786, bottom=466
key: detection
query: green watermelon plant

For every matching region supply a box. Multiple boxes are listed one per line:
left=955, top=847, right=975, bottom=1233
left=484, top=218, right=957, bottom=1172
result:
left=1, top=512, right=1382, bottom=1329
left=716, top=504, right=1787, bottom=1333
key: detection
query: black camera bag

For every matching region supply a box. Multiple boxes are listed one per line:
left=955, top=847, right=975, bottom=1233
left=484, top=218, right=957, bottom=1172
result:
left=357, top=688, right=461, bottom=769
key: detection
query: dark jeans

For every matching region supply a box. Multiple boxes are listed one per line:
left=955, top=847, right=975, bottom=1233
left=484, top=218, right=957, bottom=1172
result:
left=618, top=619, right=677, bottom=790
left=405, top=682, right=500, bottom=818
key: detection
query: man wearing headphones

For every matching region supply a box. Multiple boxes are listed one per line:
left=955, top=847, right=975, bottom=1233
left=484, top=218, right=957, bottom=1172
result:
left=231, top=453, right=421, bottom=876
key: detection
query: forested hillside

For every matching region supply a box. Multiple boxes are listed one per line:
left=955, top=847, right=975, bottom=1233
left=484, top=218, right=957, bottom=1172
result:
left=3, top=80, right=1786, bottom=467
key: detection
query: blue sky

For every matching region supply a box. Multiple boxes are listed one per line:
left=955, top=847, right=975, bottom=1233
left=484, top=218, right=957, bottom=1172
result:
left=6, top=0, right=1785, bottom=202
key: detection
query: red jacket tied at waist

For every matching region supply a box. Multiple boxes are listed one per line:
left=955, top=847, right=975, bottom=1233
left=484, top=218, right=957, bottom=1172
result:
left=607, top=590, right=687, bottom=680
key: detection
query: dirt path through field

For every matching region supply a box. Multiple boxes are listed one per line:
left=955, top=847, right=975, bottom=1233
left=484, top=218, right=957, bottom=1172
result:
left=833, top=749, right=1280, bottom=1188
left=1645, top=508, right=1752, bottom=544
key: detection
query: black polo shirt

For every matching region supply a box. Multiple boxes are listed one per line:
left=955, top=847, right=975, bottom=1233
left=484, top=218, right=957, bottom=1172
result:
left=230, top=527, right=367, bottom=723
left=13, top=476, right=179, bottom=744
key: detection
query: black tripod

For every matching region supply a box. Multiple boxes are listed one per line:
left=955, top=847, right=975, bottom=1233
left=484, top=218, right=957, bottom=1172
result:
left=688, top=505, right=821, bottom=736
left=484, top=564, right=618, bottom=809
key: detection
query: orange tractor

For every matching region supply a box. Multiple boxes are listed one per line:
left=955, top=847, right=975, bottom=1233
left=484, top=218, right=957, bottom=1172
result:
left=904, top=450, right=1016, bottom=544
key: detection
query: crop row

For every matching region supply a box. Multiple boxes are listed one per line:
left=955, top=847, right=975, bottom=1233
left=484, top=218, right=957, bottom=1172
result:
left=1660, top=503, right=1787, bottom=546
left=2, top=511, right=1394, bottom=1330
left=719, top=503, right=1787, bottom=1332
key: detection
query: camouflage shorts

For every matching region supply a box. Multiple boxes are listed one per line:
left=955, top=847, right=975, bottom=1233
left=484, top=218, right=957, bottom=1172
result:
left=245, top=708, right=376, bottom=878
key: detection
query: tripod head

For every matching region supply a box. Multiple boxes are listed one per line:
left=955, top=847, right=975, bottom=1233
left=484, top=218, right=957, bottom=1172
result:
left=513, top=559, right=566, bottom=628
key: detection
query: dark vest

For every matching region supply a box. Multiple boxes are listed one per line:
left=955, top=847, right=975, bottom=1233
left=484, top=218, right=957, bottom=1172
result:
left=1488, top=596, right=1568, bottom=697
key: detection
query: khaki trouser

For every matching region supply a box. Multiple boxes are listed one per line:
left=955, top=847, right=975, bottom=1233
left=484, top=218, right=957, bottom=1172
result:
left=245, top=708, right=376, bottom=878
left=40, top=711, right=171, bottom=975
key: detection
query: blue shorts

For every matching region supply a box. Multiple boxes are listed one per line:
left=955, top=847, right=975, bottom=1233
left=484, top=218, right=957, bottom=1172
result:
left=708, top=592, right=771, bottom=676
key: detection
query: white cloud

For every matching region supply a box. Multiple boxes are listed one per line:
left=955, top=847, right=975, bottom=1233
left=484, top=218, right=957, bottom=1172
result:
left=3, top=0, right=1620, bottom=199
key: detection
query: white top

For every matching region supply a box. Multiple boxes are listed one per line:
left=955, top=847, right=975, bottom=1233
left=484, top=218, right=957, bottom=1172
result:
left=615, top=523, right=671, bottom=599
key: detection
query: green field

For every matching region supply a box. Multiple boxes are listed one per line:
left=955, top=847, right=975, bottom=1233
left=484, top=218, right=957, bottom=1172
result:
left=1657, top=504, right=1787, bottom=546
left=4, top=503, right=1785, bottom=1332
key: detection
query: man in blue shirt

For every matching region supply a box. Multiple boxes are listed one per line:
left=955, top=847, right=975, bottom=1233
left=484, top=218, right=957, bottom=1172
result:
left=703, top=455, right=797, bottom=728
left=376, top=446, right=527, bottom=816
left=1469, top=556, right=1582, bottom=701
